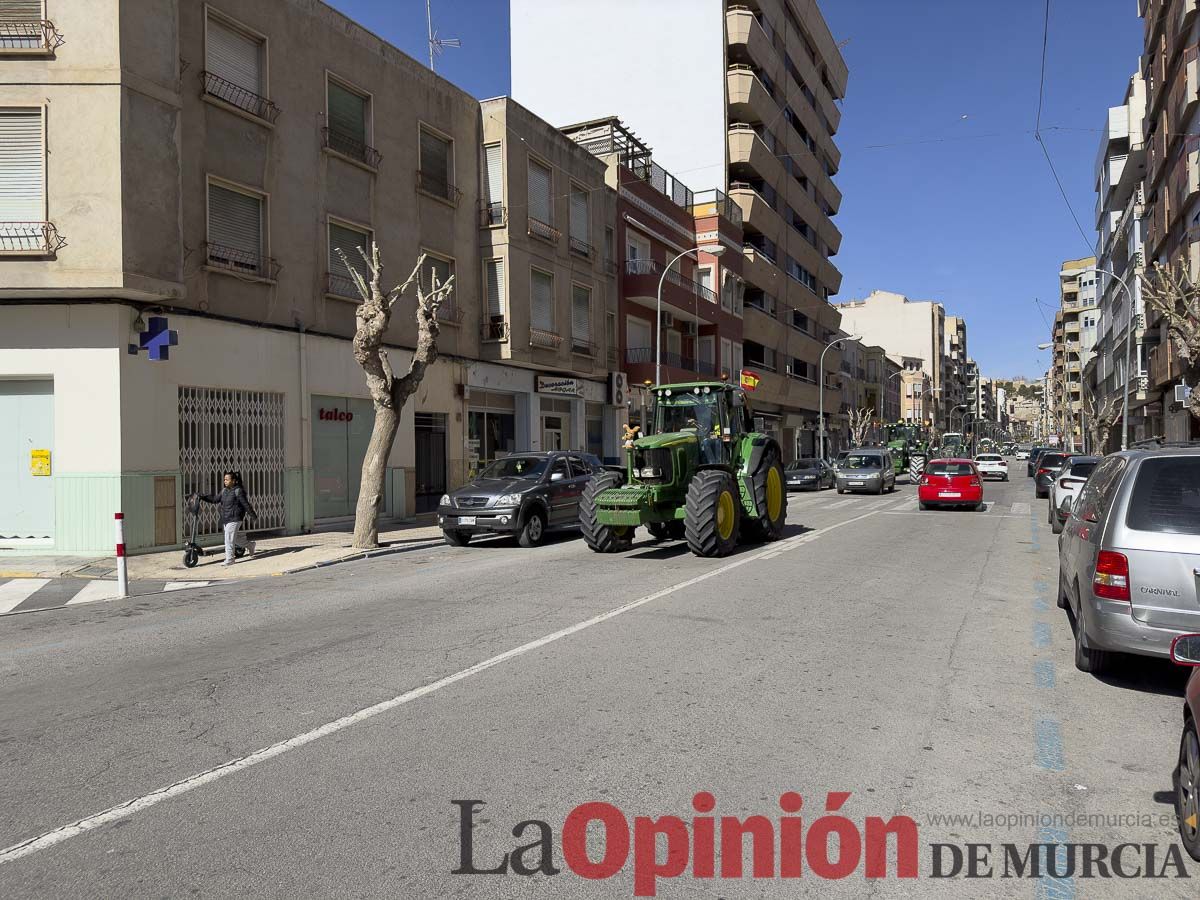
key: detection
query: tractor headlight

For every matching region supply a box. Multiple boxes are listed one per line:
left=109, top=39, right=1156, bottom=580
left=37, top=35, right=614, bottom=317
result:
left=439, top=494, right=452, bottom=507
left=495, top=493, right=523, bottom=506
left=638, top=467, right=663, bottom=479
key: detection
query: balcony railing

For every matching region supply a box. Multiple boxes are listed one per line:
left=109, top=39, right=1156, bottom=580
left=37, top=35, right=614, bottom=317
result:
left=321, top=127, right=382, bottom=169
left=0, top=19, right=65, bottom=53
left=623, top=156, right=694, bottom=210
left=624, top=258, right=717, bottom=303
left=689, top=188, right=743, bottom=228
left=201, top=71, right=280, bottom=123
left=0, top=221, right=66, bottom=255
left=205, top=241, right=278, bottom=280
left=743, top=238, right=777, bottom=265
left=530, top=327, right=562, bottom=349
left=416, top=170, right=462, bottom=206
left=527, top=217, right=560, bottom=243
left=436, top=303, right=465, bottom=325
left=480, top=202, right=506, bottom=227
left=568, top=236, right=593, bottom=258
left=624, top=347, right=716, bottom=376
left=482, top=319, right=509, bottom=342
left=325, top=272, right=360, bottom=299
left=570, top=337, right=596, bottom=356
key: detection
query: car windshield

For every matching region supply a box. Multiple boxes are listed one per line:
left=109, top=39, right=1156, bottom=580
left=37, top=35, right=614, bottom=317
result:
left=1126, top=457, right=1200, bottom=535
left=477, top=456, right=549, bottom=480
left=927, top=462, right=974, bottom=476
left=843, top=454, right=882, bottom=470
left=788, top=459, right=820, bottom=470
left=1068, top=461, right=1097, bottom=478
left=654, top=391, right=722, bottom=436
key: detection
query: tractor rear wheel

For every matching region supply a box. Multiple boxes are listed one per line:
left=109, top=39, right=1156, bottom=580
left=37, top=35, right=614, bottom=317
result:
left=685, top=469, right=740, bottom=558
left=580, top=472, right=634, bottom=553
left=647, top=520, right=686, bottom=541
left=741, top=450, right=786, bottom=544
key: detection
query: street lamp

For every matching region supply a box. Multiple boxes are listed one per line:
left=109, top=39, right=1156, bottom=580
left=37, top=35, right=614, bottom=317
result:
left=655, top=244, right=725, bottom=386
left=818, top=334, right=860, bottom=460
left=950, top=403, right=969, bottom=434
left=1087, top=266, right=1138, bottom=451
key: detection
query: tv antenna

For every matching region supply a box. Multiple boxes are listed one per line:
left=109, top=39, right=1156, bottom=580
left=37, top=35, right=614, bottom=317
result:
left=426, top=0, right=461, bottom=72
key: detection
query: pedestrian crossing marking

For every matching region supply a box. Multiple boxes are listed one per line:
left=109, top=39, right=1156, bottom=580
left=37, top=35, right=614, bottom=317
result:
left=164, top=582, right=209, bottom=591
left=0, top=579, right=50, bottom=614
left=65, top=581, right=120, bottom=605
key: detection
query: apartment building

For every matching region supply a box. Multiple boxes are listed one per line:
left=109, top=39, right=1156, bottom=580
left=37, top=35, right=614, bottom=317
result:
left=897, top=357, right=932, bottom=425
left=1050, top=257, right=1097, bottom=450
left=943, top=316, right=970, bottom=424
left=510, top=0, right=848, bottom=461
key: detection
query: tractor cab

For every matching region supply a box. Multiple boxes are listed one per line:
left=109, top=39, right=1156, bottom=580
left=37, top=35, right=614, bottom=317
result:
left=642, top=382, right=750, bottom=467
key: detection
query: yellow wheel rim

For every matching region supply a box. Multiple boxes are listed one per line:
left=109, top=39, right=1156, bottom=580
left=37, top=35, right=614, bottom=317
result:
left=717, top=490, right=736, bottom=540
left=766, top=466, right=783, bottom=521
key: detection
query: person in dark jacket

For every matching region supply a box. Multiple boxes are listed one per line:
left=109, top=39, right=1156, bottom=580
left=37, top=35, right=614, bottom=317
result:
left=198, top=471, right=257, bottom=565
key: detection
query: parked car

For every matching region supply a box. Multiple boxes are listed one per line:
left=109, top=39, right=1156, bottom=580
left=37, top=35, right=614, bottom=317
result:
left=1034, top=451, right=1070, bottom=499
left=1170, top=634, right=1200, bottom=861
left=1027, top=446, right=1054, bottom=477
left=918, top=458, right=984, bottom=511
left=835, top=449, right=896, bottom=494
left=1048, top=455, right=1099, bottom=534
left=1058, top=445, right=1200, bottom=674
left=786, top=458, right=835, bottom=491
left=438, top=451, right=608, bottom=547
left=974, top=453, right=1009, bottom=481
left=1015, top=447, right=1030, bottom=460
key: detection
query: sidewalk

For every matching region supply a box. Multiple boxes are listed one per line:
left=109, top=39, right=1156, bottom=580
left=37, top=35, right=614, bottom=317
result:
left=0, top=519, right=447, bottom=583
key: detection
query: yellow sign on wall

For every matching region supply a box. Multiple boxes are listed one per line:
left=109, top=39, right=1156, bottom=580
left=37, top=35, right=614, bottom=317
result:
left=30, top=448, right=51, bottom=477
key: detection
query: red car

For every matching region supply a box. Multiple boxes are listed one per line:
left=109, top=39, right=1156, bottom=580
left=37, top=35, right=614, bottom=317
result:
left=918, top=458, right=984, bottom=511
left=1171, top=635, right=1200, bottom=860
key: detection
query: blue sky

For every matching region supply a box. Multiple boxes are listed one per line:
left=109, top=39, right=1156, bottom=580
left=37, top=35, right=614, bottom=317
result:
left=327, top=0, right=1142, bottom=380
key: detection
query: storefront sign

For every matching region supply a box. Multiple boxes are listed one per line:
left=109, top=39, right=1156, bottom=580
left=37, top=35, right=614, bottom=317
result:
left=318, top=407, right=355, bottom=422
left=30, top=448, right=51, bottom=476
left=537, top=376, right=581, bottom=396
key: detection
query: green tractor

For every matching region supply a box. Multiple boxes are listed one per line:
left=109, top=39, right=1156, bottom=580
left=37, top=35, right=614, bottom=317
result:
left=580, top=381, right=786, bottom=558
left=883, top=422, right=930, bottom=478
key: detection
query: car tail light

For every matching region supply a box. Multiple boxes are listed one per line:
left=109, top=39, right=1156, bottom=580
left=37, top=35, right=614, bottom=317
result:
left=969, top=478, right=981, bottom=488
left=999, top=461, right=1007, bottom=467
left=1037, top=467, right=1050, bottom=476
left=1093, top=551, right=1130, bottom=602
left=1057, top=477, right=1071, bottom=490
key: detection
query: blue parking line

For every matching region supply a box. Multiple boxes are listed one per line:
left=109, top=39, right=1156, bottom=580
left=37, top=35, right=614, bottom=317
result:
left=1034, top=826, right=1076, bottom=899
left=1033, top=659, right=1056, bottom=689
left=1034, top=718, right=1066, bottom=771
left=1033, top=622, right=1051, bottom=648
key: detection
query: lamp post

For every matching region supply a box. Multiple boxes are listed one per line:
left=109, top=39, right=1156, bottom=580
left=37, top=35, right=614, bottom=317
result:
left=656, top=244, right=725, bottom=386
left=950, top=403, right=969, bottom=434
left=1087, top=266, right=1137, bottom=450
left=818, top=334, right=860, bottom=460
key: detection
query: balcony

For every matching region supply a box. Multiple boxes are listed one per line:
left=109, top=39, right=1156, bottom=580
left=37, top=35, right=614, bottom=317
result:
left=1150, top=341, right=1179, bottom=387
left=416, top=170, right=462, bottom=207
left=481, top=320, right=509, bottom=343
left=689, top=188, right=743, bottom=228
left=527, top=217, right=560, bottom=244
left=623, top=258, right=718, bottom=307
left=1170, top=46, right=1200, bottom=126
left=726, top=5, right=777, bottom=76
left=529, top=327, right=562, bottom=350
left=570, top=336, right=595, bottom=357
left=744, top=289, right=777, bottom=317
left=436, top=303, right=465, bottom=326
left=624, top=347, right=717, bottom=379
left=728, top=123, right=784, bottom=185
left=205, top=241, right=278, bottom=281
left=0, top=221, right=66, bottom=255
left=480, top=202, right=506, bottom=227
left=0, top=19, right=64, bottom=54
left=201, top=71, right=280, bottom=124
left=624, top=157, right=694, bottom=211
left=727, top=64, right=779, bottom=128
left=568, top=236, right=593, bottom=258
left=321, top=127, right=381, bottom=170
left=1169, top=137, right=1200, bottom=221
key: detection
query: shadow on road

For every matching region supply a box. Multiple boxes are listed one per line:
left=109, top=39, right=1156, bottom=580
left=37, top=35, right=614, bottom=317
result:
left=1096, top=657, right=1189, bottom=698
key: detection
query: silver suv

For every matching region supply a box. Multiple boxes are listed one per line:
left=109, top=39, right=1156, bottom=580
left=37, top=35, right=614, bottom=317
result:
left=1058, top=445, right=1200, bottom=674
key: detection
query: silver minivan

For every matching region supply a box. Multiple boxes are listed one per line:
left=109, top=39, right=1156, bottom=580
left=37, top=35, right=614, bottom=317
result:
left=1058, top=446, right=1200, bottom=674
left=835, top=448, right=896, bottom=495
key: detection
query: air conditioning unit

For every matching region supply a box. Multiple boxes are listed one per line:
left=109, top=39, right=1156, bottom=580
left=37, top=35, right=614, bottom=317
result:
left=661, top=312, right=675, bottom=327
left=680, top=321, right=697, bottom=336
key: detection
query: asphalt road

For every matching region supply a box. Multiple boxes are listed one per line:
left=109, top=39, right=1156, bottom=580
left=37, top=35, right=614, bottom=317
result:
left=1, top=473, right=1196, bottom=898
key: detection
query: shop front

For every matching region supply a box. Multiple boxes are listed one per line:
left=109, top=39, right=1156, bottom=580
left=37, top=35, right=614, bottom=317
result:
left=310, top=395, right=375, bottom=520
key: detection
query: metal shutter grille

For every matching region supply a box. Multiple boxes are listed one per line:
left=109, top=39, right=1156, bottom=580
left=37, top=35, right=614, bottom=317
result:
left=528, top=160, right=551, bottom=223
left=208, top=184, right=262, bottom=256
left=572, top=286, right=591, bottom=343
left=327, top=81, right=366, bottom=142
left=569, top=187, right=587, bottom=242
left=531, top=269, right=553, bottom=331
left=329, top=223, right=369, bottom=280
left=484, top=144, right=502, bottom=205
left=206, top=17, right=262, bottom=95
left=420, top=130, right=450, bottom=186
left=485, top=259, right=504, bottom=319
left=0, top=109, right=43, bottom=221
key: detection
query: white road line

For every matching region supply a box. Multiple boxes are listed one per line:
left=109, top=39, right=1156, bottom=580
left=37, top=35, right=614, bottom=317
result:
left=0, top=579, right=50, bottom=614
left=826, top=498, right=856, bottom=509
left=64, top=581, right=120, bottom=606
left=164, top=582, right=210, bottom=592
left=1010, top=502, right=1031, bottom=515
left=0, top=507, right=884, bottom=867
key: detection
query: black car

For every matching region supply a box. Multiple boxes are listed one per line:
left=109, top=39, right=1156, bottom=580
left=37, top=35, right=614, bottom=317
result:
left=438, top=451, right=608, bottom=547
left=785, top=458, right=835, bottom=491
left=1033, top=451, right=1069, bottom=498
left=1027, top=446, right=1054, bottom=478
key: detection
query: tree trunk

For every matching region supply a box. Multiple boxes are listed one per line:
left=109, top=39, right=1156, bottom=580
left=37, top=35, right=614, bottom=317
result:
left=353, top=404, right=400, bottom=549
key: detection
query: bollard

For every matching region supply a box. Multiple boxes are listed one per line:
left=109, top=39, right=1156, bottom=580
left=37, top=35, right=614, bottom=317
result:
left=115, top=512, right=128, bottom=598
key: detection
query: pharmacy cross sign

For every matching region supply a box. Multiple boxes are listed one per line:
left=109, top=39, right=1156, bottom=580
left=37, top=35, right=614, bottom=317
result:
left=128, top=316, right=179, bottom=361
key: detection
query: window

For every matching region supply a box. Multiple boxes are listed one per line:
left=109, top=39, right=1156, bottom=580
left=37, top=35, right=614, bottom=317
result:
left=568, top=184, right=590, bottom=256
left=207, top=180, right=269, bottom=278
left=626, top=231, right=651, bottom=273
left=325, top=77, right=377, bottom=167
left=204, top=11, right=275, bottom=121
left=571, top=284, right=592, bottom=353
left=423, top=252, right=456, bottom=319
left=483, top=143, right=504, bottom=224
left=791, top=309, right=810, bottom=333
left=327, top=220, right=372, bottom=298
left=627, top=315, right=652, bottom=352
left=0, top=1, right=58, bottom=52
left=604, top=227, right=614, bottom=265
left=698, top=266, right=714, bottom=299
left=1126, top=458, right=1200, bottom=534
left=528, top=158, right=554, bottom=238
left=531, top=268, right=555, bottom=333
left=483, top=258, right=506, bottom=339
left=699, top=336, right=715, bottom=369
left=745, top=340, right=775, bottom=372
left=721, top=337, right=733, bottom=376
left=418, top=126, right=457, bottom=204
left=0, top=107, right=49, bottom=253
left=732, top=342, right=743, bottom=376
left=666, top=328, right=682, bottom=358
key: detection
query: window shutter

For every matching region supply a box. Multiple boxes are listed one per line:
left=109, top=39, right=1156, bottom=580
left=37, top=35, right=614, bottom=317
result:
left=0, top=1, right=44, bottom=19
left=628, top=317, right=652, bottom=350
left=571, top=285, right=591, bottom=343
left=484, top=144, right=503, bottom=206
left=208, top=183, right=262, bottom=257
left=531, top=269, right=554, bottom=331
left=0, top=1, right=43, bottom=48
left=569, top=187, right=587, bottom=242
left=0, top=109, right=43, bottom=222
left=485, top=258, right=505, bottom=320
left=327, top=81, right=366, bottom=142
left=329, top=223, right=369, bottom=280
left=206, top=17, right=262, bottom=96
left=528, top=160, right=551, bottom=223
left=420, top=130, right=450, bottom=187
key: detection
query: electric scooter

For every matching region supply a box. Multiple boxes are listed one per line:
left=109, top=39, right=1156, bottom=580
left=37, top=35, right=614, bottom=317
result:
left=182, top=494, right=246, bottom=568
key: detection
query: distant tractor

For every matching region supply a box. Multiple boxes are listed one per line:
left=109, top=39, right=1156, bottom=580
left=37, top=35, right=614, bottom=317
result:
left=883, top=422, right=930, bottom=480
left=939, top=432, right=966, bottom=456
left=580, top=381, right=786, bottom=558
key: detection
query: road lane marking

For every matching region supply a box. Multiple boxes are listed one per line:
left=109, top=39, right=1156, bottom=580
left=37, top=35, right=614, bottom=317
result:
left=65, top=581, right=120, bottom=605
left=826, top=498, right=856, bottom=509
left=0, top=507, right=885, bottom=867
left=164, top=582, right=210, bottom=592
left=1010, top=501, right=1030, bottom=515
left=0, top=579, right=50, bottom=614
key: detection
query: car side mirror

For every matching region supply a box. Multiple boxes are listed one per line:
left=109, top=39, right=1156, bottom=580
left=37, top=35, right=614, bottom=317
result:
left=1171, top=634, right=1200, bottom=666
left=550, top=472, right=565, bottom=482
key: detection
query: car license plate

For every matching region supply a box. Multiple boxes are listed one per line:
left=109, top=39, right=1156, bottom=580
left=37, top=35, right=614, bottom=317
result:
left=939, top=492, right=961, bottom=499
left=849, top=481, right=864, bottom=486
left=458, top=516, right=476, bottom=526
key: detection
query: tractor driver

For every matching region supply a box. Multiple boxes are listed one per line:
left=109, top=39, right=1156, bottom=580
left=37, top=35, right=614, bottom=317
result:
left=695, top=401, right=724, bottom=464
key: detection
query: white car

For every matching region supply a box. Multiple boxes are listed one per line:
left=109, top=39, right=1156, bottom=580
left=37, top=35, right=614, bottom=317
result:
left=974, top=453, right=1009, bottom=481
left=1047, top=455, right=1100, bottom=534
left=1015, top=448, right=1030, bottom=460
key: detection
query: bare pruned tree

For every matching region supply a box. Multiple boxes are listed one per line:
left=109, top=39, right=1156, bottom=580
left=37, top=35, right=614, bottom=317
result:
left=1083, top=388, right=1121, bottom=455
left=849, top=406, right=875, bottom=447
left=339, top=246, right=455, bottom=549
left=1144, top=261, right=1200, bottom=421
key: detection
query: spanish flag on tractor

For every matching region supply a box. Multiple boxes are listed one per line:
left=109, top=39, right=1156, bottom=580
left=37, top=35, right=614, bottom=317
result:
left=740, top=370, right=761, bottom=391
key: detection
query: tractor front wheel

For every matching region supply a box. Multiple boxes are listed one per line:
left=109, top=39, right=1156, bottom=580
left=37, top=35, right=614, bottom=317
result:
left=741, top=451, right=786, bottom=544
left=580, top=472, right=634, bottom=553
left=685, top=469, right=741, bottom=558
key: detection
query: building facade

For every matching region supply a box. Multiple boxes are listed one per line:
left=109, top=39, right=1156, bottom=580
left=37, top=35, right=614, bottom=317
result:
left=1049, top=257, right=1098, bottom=450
